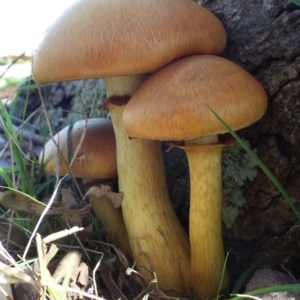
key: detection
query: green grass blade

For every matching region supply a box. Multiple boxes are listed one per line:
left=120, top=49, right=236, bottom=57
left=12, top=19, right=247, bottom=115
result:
left=14, top=82, right=53, bottom=92
left=35, top=179, right=54, bottom=195
left=1, top=165, right=21, bottom=173
left=0, top=100, right=36, bottom=195
left=0, top=186, right=45, bottom=205
left=14, top=82, right=38, bottom=92
left=0, top=167, right=13, bottom=188
left=230, top=284, right=300, bottom=300
left=290, top=0, right=300, bottom=6
left=232, top=251, right=299, bottom=293
left=209, top=108, right=300, bottom=221
left=216, top=252, right=229, bottom=299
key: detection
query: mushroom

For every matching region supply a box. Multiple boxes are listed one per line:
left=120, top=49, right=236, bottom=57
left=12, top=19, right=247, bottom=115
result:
left=32, top=0, right=227, bottom=293
left=39, top=118, right=132, bottom=258
left=123, top=55, right=268, bottom=299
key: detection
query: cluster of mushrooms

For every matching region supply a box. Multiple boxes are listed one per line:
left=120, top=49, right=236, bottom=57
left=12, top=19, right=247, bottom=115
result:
left=33, top=0, right=268, bottom=298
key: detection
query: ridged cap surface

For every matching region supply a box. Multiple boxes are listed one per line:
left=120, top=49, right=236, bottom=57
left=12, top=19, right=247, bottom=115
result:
left=33, top=0, right=226, bottom=84
left=123, top=55, right=268, bottom=140
left=39, top=118, right=117, bottom=178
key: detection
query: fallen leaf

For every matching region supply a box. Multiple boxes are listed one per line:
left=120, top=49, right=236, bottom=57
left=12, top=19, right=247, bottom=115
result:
left=0, top=189, right=91, bottom=226
left=0, top=190, right=48, bottom=215
left=58, top=203, right=92, bottom=226
left=77, top=262, right=89, bottom=287
left=60, top=188, right=77, bottom=208
left=52, top=250, right=82, bottom=284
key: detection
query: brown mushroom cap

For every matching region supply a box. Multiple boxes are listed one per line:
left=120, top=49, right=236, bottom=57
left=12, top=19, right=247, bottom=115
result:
left=32, top=0, right=226, bottom=84
left=39, top=118, right=117, bottom=178
left=123, top=55, right=268, bottom=141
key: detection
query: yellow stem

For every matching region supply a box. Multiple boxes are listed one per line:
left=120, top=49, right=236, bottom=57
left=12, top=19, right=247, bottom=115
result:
left=180, top=143, right=229, bottom=299
left=83, top=179, right=132, bottom=259
left=104, top=75, right=191, bottom=295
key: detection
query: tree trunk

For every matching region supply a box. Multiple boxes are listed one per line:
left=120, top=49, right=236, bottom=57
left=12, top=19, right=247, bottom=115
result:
left=196, top=0, right=300, bottom=287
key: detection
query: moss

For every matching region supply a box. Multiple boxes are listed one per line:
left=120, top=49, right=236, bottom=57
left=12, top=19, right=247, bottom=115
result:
left=36, top=79, right=110, bottom=135
left=164, top=140, right=258, bottom=230
left=222, top=141, right=258, bottom=228
left=67, top=79, right=109, bottom=124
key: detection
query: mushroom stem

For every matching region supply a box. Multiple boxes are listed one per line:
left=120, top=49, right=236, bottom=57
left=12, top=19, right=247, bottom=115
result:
left=104, top=75, right=191, bottom=295
left=185, top=135, right=219, bottom=146
left=105, top=75, right=147, bottom=96
left=83, top=178, right=132, bottom=258
left=178, top=141, right=229, bottom=299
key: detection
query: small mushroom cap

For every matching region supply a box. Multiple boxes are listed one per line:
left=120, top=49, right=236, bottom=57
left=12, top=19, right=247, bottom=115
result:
left=32, top=0, right=226, bottom=84
left=39, top=118, right=117, bottom=178
left=123, top=55, right=268, bottom=141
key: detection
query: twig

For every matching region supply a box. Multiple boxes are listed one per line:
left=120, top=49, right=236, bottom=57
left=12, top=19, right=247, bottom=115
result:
left=92, top=252, right=104, bottom=298
left=43, top=227, right=84, bottom=244
left=0, top=52, right=28, bottom=79
left=22, top=176, right=66, bottom=259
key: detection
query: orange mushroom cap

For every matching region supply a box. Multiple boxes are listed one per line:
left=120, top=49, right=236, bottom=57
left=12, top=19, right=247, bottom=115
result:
left=123, top=55, right=268, bottom=141
left=32, top=0, right=226, bottom=84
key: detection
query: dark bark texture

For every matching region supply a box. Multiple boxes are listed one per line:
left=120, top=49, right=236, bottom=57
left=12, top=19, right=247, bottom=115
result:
left=196, top=0, right=300, bottom=288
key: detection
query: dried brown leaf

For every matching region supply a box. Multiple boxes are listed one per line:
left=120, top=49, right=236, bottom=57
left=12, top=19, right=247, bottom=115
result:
left=0, top=190, right=91, bottom=226
left=44, top=244, right=59, bottom=266
left=52, top=250, right=82, bottom=284
left=60, top=188, right=77, bottom=208
left=58, top=202, right=92, bottom=226
left=77, top=262, right=89, bottom=287
left=0, top=190, right=49, bottom=215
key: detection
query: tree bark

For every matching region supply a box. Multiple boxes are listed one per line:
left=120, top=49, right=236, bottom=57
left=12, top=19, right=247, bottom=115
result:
left=196, top=0, right=300, bottom=286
